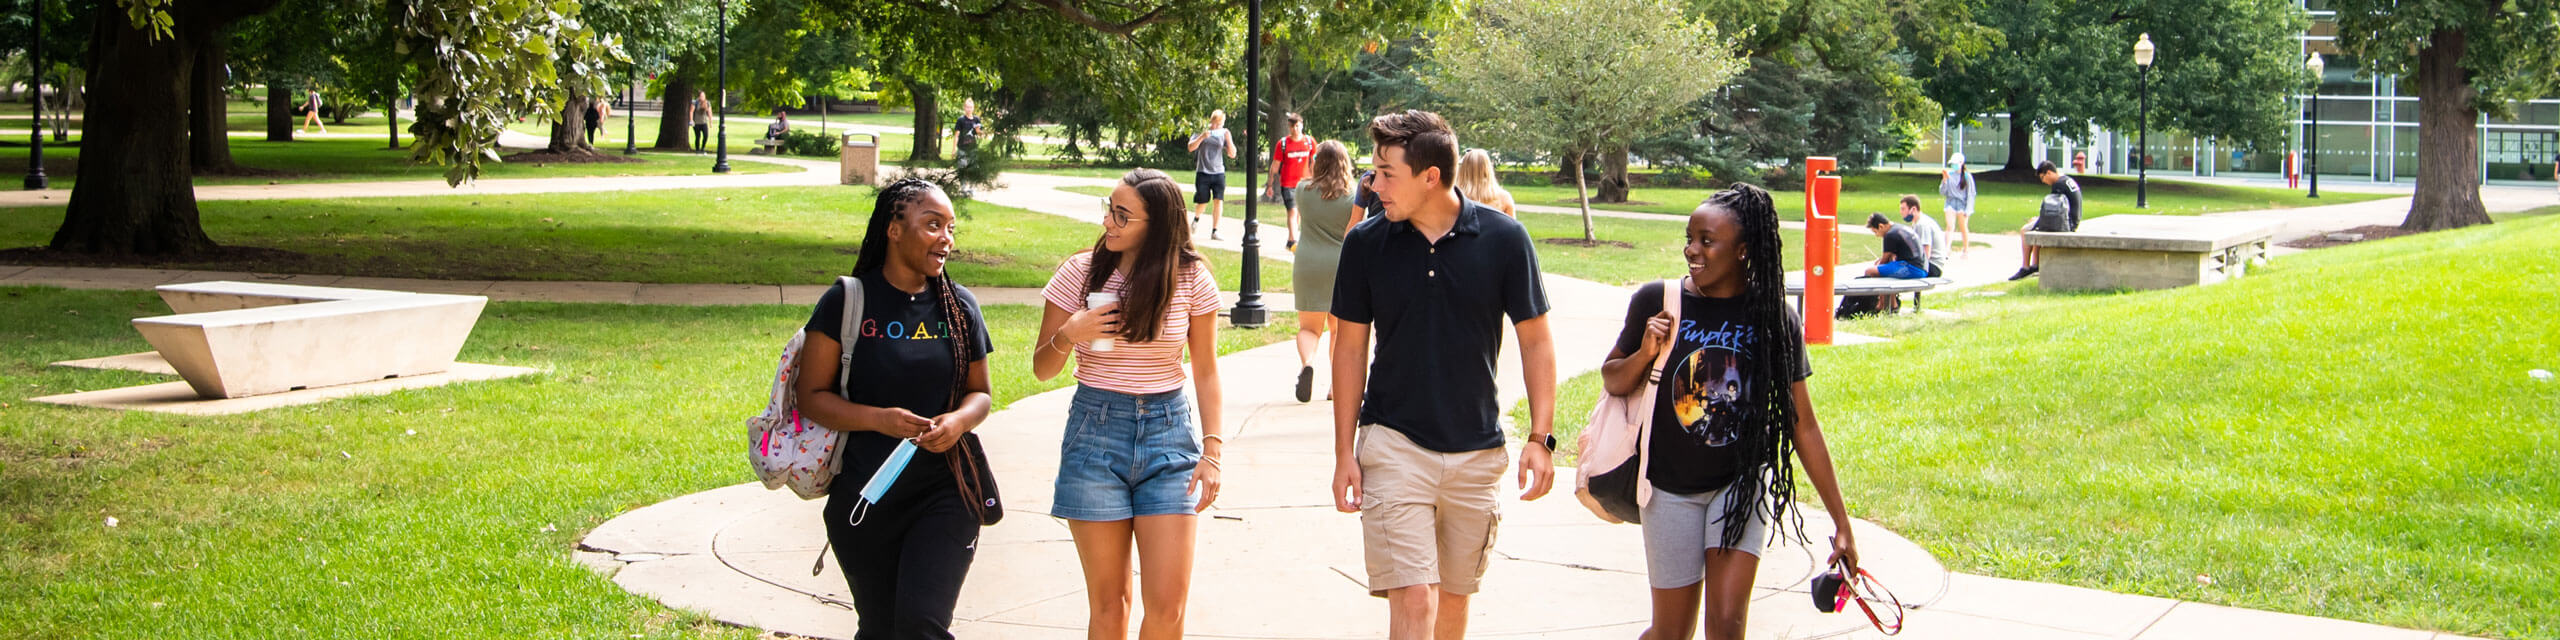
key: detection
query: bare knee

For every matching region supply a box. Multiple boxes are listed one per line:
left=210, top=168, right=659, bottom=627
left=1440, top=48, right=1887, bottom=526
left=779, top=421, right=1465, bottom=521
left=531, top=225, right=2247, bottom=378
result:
left=1697, top=608, right=1745, bottom=640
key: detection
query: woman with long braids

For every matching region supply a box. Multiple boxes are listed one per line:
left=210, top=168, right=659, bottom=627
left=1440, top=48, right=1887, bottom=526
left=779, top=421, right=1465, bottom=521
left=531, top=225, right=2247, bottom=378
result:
left=1597, top=183, right=1860, bottom=640
left=1033, top=168, right=1227, bottom=640
left=791, top=178, right=997, bottom=640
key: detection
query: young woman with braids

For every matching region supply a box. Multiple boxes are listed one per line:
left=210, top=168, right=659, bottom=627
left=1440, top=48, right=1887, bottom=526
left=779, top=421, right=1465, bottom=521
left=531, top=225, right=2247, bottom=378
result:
left=1032, top=168, right=1227, bottom=640
left=790, top=178, right=997, bottom=640
left=1597, top=183, right=1860, bottom=640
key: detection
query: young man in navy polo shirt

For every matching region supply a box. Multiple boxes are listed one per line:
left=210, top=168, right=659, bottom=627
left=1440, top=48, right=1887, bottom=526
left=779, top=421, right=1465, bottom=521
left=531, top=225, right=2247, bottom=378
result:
left=1328, top=109, right=1560, bottom=640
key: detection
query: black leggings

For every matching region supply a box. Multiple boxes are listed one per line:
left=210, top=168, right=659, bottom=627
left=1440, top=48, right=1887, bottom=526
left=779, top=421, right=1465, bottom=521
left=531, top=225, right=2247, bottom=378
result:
left=693, top=124, right=709, bottom=151
left=824, top=484, right=979, bottom=640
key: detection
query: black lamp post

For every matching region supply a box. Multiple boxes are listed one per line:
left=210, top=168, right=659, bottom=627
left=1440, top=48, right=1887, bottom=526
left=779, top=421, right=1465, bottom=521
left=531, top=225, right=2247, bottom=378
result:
left=1230, top=0, right=1269, bottom=328
left=2305, top=52, right=2323, bottom=198
left=23, top=0, right=46, bottom=191
left=711, top=0, right=731, bottom=174
left=2133, top=32, right=2153, bottom=209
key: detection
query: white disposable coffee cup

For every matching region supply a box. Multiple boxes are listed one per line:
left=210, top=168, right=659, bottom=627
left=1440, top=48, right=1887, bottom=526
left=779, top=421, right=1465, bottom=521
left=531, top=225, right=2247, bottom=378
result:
left=1085, top=292, right=1121, bottom=352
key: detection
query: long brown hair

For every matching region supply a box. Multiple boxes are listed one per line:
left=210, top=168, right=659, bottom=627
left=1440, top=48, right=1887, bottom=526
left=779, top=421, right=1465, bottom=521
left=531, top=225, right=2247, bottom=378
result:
left=1088, top=169, right=1204, bottom=343
left=1307, top=140, right=1355, bottom=201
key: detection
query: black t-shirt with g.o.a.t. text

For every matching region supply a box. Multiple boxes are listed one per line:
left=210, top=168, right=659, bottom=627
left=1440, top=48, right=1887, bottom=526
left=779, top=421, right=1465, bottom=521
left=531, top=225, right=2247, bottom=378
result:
left=803, top=272, right=994, bottom=501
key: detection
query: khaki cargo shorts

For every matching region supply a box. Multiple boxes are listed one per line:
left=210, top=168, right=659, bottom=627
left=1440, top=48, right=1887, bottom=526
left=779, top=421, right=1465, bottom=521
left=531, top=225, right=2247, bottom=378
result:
left=1357, top=424, right=1506, bottom=597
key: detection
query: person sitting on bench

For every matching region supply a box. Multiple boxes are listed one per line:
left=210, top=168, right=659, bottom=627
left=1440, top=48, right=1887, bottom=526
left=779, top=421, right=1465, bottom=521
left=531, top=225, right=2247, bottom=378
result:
left=1861, top=213, right=1928, bottom=280
left=764, top=109, right=790, bottom=140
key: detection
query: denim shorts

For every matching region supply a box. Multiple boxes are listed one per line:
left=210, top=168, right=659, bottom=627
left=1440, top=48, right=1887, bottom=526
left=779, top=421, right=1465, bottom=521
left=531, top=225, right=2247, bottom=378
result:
left=1052, top=385, right=1201, bottom=521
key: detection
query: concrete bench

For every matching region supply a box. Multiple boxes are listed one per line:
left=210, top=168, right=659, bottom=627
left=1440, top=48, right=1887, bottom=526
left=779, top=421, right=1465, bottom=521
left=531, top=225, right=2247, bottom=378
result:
left=750, top=137, right=785, bottom=155
left=2025, top=215, right=2283, bottom=292
left=1785, top=275, right=1953, bottom=316
left=134, top=281, right=488, bottom=399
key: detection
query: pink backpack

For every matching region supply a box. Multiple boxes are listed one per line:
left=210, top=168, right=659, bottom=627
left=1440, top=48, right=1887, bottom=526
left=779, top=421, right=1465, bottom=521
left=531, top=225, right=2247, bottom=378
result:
left=746, top=276, right=862, bottom=500
left=1576, top=279, right=1680, bottom=523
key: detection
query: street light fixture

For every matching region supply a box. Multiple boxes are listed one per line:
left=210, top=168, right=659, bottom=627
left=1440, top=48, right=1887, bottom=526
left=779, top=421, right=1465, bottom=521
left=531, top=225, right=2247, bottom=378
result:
left=2133, top=33, right=2154, bottom=209
left=2304, top=52, right=2324, bottom=199
left=1230, top=0, right=1269, bottom=328
left=712, top=0, right=732, bottom=174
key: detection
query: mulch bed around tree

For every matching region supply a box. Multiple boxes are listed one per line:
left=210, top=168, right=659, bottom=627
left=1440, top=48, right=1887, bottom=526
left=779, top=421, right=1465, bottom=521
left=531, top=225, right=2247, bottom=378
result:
left=1539, top=237, right=1636, bottom=249
left=499, top=150, right=645, bottom=165
left=2279, top=224, right=2418, bottom=250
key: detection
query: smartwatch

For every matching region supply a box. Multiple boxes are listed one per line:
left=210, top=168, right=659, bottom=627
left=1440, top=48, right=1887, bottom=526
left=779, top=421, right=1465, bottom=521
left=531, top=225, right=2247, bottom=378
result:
left=1532, top=432, right=1557, bottom=453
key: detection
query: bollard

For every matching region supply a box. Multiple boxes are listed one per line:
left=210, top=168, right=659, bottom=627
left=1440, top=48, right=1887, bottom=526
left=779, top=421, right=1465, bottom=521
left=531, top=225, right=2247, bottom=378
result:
left=840, top=133, right=880, bottom=186
left=1803, top=157, right=1840, bottom=345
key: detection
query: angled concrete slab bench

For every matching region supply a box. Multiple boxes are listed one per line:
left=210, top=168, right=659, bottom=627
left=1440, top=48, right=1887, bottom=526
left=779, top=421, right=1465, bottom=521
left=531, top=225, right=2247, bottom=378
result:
left=134, top=281, right=489, bottom=399
left=2025, top=215, right=2284, bottom=292
left=1785, top=275, right=1954, bottom=315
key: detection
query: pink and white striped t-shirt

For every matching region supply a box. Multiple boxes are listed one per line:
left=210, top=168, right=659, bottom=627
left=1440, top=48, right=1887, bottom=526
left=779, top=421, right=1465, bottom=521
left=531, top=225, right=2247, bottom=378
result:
left=1041, top=251, right=1223, bottom=394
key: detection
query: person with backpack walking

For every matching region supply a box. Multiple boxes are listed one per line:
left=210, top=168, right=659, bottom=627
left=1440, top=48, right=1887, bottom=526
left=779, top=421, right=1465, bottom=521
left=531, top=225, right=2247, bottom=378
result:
left=790, top=178, right=998, bottom=640
left=584, top=97, right=611, bottom=146
left=1598, top=184, right=1861, bottom=640
left=1032, top=168, right=1229, bottom=640
left=300, top=81, right=326, bottom=134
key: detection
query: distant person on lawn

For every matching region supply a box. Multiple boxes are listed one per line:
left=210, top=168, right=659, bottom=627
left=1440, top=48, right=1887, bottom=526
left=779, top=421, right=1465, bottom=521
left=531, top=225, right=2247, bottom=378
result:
left=1862, top=213, right=1928, bottom=280
left=300, top=82, right=325, bottom=134
left=1937, top=153, right=1975, bottom=257
left=766, top=109, right=791, bottom=141
left=691, top=91, right=713, bottom=153
left=2010, top=161, right=2082, bottom=281
left=1898, top=195, right=1947, bottom=277
left=1271, top=112, right=1317, bottom=250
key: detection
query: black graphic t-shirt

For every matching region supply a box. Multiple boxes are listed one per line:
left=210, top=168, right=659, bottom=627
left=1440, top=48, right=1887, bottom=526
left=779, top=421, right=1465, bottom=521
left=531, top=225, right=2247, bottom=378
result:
left=803, top=272, right=994, bottom=501
left=1610, top=281, right=1813, bottom=495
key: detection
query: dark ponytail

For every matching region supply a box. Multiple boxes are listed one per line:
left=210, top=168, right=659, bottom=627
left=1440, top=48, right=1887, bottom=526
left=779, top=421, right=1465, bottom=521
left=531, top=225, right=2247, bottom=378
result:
left=1699, top=183, right=1809, bottom=549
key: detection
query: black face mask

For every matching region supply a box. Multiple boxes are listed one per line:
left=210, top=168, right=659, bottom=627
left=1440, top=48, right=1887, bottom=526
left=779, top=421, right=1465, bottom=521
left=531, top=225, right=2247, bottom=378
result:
left=1812, top=569, right=1848, bottom=613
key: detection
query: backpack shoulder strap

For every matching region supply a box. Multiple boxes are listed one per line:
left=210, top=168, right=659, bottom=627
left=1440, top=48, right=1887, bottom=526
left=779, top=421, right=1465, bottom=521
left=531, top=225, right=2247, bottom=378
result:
left=836, top=276, right=863, bottom=396
left=1650, top=278, right=1683, bottom=373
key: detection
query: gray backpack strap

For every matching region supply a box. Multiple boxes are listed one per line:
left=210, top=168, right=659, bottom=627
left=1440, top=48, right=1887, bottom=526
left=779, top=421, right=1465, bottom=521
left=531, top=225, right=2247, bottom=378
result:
left=836, top=276, right=863, bottom=397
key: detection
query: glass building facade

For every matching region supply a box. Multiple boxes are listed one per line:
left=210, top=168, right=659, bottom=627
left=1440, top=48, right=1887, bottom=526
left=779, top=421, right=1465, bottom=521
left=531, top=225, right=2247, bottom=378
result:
left=1910, top=0, right=2560, bottom=187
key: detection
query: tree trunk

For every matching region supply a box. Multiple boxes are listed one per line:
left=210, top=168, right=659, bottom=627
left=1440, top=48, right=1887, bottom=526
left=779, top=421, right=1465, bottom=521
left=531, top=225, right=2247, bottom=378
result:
left=907, top=78, right=942, bottom=163
left=545, top=95, right=596, bottom=155
left=386, top=79, right=401, bottom=149
left=2002, top=109, right=2035, bottom=173
left=1572, top=152, right=1595, bottom=242
left=1596, top=147, right=1631, bottom=203
left=266, top=82, right=294, bottom=142
left=51, top=13, right=219, bottom=255
left=653, top=74, right=695, bottom=151
left=188, top=36, right=238, bottom=173
left=2403, top=28, right=2492, bottom=232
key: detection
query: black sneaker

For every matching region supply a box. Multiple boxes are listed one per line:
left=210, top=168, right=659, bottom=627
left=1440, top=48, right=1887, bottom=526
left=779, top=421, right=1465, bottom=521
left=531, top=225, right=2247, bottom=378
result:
left=2008, top=267, right=2034, bottom=281
left=1296, top=366, right=1314, bottom=403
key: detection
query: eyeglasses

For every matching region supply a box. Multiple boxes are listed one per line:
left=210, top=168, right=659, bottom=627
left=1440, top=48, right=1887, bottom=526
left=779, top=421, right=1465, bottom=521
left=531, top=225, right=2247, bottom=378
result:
left=1100, top=198, right=1134, bottom=228
left=1817, top=560, right=1906, bottom=635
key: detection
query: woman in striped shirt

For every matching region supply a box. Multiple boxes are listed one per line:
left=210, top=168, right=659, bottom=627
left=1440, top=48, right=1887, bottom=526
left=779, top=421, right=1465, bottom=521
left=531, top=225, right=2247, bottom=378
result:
left=1032, top=168, right=1228, bottom=640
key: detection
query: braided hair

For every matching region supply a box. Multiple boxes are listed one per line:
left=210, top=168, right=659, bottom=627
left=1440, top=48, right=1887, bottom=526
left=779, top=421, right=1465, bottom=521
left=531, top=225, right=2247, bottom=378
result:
left=1699, top=183, right=1810, bottom=549
left=853, top=178, right=994, bottom=523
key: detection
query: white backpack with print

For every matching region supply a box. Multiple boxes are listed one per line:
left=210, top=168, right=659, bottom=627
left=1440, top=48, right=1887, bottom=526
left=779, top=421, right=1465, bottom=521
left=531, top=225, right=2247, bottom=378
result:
left=747, top=276, right=862, bottom=500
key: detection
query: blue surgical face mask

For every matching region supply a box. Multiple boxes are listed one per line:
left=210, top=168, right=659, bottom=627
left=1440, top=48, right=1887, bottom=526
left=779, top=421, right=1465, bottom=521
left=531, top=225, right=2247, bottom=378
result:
left=849, top=440, right=919, bottom=527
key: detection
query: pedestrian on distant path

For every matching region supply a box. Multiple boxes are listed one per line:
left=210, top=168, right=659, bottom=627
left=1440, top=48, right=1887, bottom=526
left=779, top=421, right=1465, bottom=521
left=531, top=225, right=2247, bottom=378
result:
left=583, top=97, right=610, bottom=145
left=691, top=91, right=713, bottom=153
left=792, top=178, right=998, bottom=640
left=1332, top=109, right=1558, bottom=640
left=1937, top=153, right=1975, bottom=257
left=1598, top=183, right=1861, bottom=640
left=949, top=99, right=986, bottom=170
left=1186, top=111, right=1236, bottom=241
left=1453, top=149, right=1517, bottom=217
left=300, top=82, right=326, bottom=134
left=1271, top=112, right=1317, bottom=251
left=2010, top=161, right=2082, bottom=281
left=1291, top=139, right=1364, bottom=405
left=1033, top=168, right=1229, bottom=640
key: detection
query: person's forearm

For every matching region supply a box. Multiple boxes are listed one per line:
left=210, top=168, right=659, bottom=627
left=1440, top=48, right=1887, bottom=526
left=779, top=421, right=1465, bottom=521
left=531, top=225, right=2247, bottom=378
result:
left=1331, top=325, right=1370, bottom=461
left=1600, top=351, right=1652, bottom=397
left=1519, top=319, right=1558, bottom=437
left=1790, top=388, right=1851, bottom=524
left=1032, top=332, right=1072, bottom=381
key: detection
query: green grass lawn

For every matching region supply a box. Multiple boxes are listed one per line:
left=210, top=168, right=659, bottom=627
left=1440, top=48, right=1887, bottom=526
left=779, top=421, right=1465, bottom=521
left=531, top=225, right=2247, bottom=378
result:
left=0, top=186, right=1292, bottom=292
left=0, top=138, right=794, bottom=189
left=1057, top=184, right=1881, bottom=286
left=0, top=290, right=1294, bottom=639
left=1515, top=210, right=2560, bottom=638
left=1501, top=170, right=2398, bottom=233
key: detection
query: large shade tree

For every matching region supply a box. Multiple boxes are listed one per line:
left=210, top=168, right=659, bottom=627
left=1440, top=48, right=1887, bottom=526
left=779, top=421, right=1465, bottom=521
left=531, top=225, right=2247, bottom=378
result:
left=1426, top=0, right=1743, bottom=241
left=2328, top=0, right=2559, bottom=231
left=47, top=0, right=616, bottom=255
left=1909, top=0, right=2306, bottom=174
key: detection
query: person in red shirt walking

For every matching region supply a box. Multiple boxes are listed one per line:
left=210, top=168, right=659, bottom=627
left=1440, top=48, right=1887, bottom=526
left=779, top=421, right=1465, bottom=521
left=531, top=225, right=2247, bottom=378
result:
left=1271, top=113, right=1317, bottom=251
